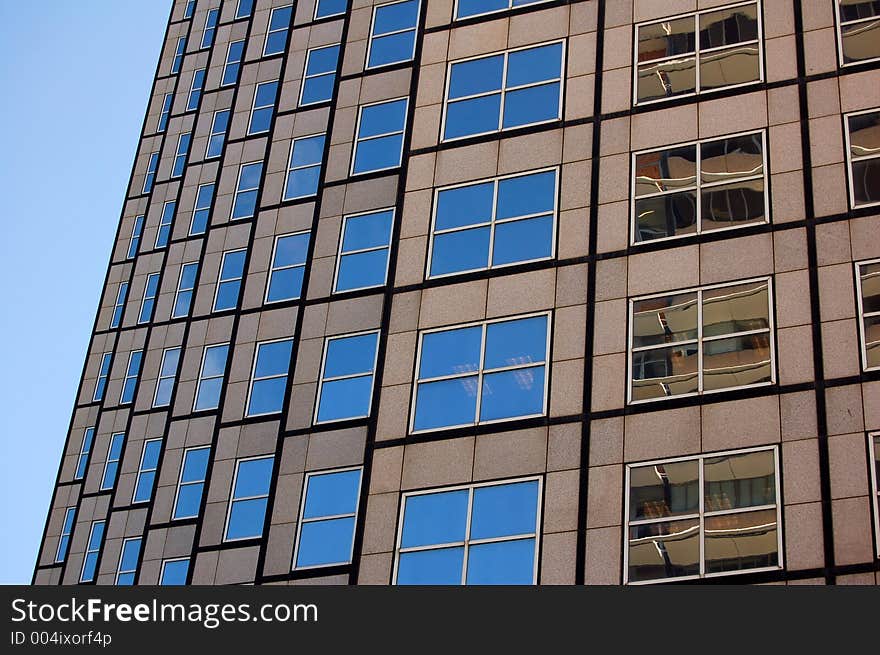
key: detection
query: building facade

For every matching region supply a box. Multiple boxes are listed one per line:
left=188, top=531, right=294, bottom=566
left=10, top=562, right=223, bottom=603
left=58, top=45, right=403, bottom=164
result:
left=34, top=0, right=880, bottom=586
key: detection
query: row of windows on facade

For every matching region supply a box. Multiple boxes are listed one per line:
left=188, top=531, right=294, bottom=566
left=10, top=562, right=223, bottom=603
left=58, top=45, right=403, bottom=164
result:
left=54, top=438, right=880, bottom=584
left=93, top=265, right=880, bottom=442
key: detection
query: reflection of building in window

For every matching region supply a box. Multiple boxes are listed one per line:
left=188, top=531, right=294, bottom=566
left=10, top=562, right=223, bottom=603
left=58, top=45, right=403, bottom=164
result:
left=856, top=259, right=880, bottom=371
left=844, top=109, right=880, bottom=208
left=836, top=1, right=880, bottom=66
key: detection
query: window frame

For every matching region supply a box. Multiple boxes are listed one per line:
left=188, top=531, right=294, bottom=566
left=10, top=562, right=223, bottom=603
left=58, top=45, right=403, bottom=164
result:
left=855, top=257, right=880, bottom=372
left=119, top=349, right=143, bottom=405
left=299, top=44, right=341, bottom=107
left=132, top=438, right=162, bottom=504
left=100, top=432, right=126, bottom=491
left=191, top=183, right=214, bottom=234
left=291, top=466, right=364, bottom=570
left=264, top=230, right=310, bottom=304
left=426, top=166, right=560, bottom=280
left=282, top=132, right=326, bottom=201
left=172, top=262, right=199, bottom=319
left=187, top=68, right=206, bottom=111
left=231, top=160, right=263, bottom=220
left=193, top=342, right=230, bottom=412
left=172, top=132, right=191, bottom=178
left=143, top=152, right=159, bottom=194
left=94, top=352, right=113, bottom=402
left=115, top=536, right=142, bottom=585
left=139, top=272, right=161, bottom=324
left=201, top=8, right=219, bottom=49
left=74, top=427, right=95, bottom=480
left=627, top=276, right=776, bottom=405
left=172, top=446, right=211, bottom=520
left=834, top=1, right=880, bottom=68
left=127, top=215, right=144, bottom=259
left=206, top=109, right=230, bottom=160
left=332, top=207, right=394, bottom=294
left=350, top=96, right=409, bottom=176
left=245, top=337, right=294, bottom=418
left=158, top=92, right=173, bottom=132
left=222, top=40, right=246, bottom=87
left=153, top=346, right=182, bottom=408
left=171, top=36, right=186, bottom=74
left=213, top=248, right=247, bottom=312
left=843, top=107, right=880, bottom=210
left=409, top=310, right=553, bottom=434
left=392, top=475, right=544, bottom=585
left=156, top=200, right=176, bottom=248
left=314, top=329, right=381, bottom=425
left=629, top=129, right=769, bottom=246
left=55, top=507, right=76, bottom=563
left=110, top=282, right=128, bottom=329
left=623, top=444, right=783, bottom=585
left=632, top=0, right=765, bottom=108
left=80, top=520, right=106, bottom=583
left=223, top=455, right=275, bottom=543
left=365, top=0, right=421, bottom=70
left=440, top=39, right=566, bottom=143
left=263, top=5, right=293, bottom=57
left=248, top=80, right=279, bottom=135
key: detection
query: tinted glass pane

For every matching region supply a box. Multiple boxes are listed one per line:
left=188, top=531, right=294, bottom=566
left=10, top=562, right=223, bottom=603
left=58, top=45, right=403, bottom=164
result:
left=457, top=0, right=507, bottom=18
left=133, top=470, right=156, bottom=502
left=291, top=135, right=325, bottom=167
left=142, top=440, right=162, bottom=468
left=864, top=315, right=880, bottom=368
left=375, top=0, right=418, bottom=33
left=851, top=159, right=880, bottom=206
left=302, top=75, right=335, bottom=104
left=636, top=56, right=697, bottom=103
left=296, top=517, right=356, bottom=566
left=628, top=460, right=700, bottom=520
left=496, top=171, right=555, bottom=219
left=255, top=340, right=293, bottom=378
left=502, top=82, right=560, bottom=128
left=436, top=181, right=494, bottom=230
left=353, top=133, right=403, bottom=173
left=234, top=458, right=273, bottom=498
left=841, top=20, right=880, bottom=64
left=174, top=484, right=204, bottom=518
left=269, top=5, right=293, bottom=30
left=465, top=538, right=535, bottom=585
left=637, top=16, right=696, bottom=62
left=414, top=378, right=479, bottom=430
left=479, top=366, right=545, bottom=421
left=506, top=43, right=562, bottom=87
left=430, top=227, right=491, bottom=276
left=221, top=250, right=246, bottom=280
left=704, top=450, right=775, bottom=512
left=202, top=345, right=229, bottom=377
left=627, top=518, right=700, bottom=582
left=304, top=469, right=361, bottom=518
left=316, top=0, right=347, bottom=18
left=631, top=343, right=700, bottom=401
left=444, top=95, right=501, bottom=139
left=317, top=376, right=374, bottom=422
left=337, top=250, right=389, bottom=290
left=236, top=0, right=254, bottom=17
left=397, top=547, right=464, bottom=584
left=699, top=44, right=760, bottom=91
left=448, top=55, right=504, bottom=98
left=342, top=210, right=392, bottom=251
left=701, top=133, right=763, bottom=182
left=194, top=377, right=222, bottom=409
left=492, top=215, right=553, bottom=266
left=82, top=553, right=98, bottom=582
left=701, top=179, right=765, bottom=230
left=699, top=4, right=759, bottom=49
left=324, top=333, right=378, bottom=377
left=470, top=480, right=539, bottom=539
left=860, top=262, right=880, bottom=313
left=306, top=45, right=339, bottom=75
left=182, top=448, right=210, bottom=482
left=635, top=145, right=698, bottom=196
left=634, top=191, right=698, bottom=241
left=226, top=497, right=268, bottom=539
left=704, top=509, right=778, bottom=574
left=359, top=99, right=407, bottom=137
left=119, top=539, right=141, bottom=571
left=247, top=377, right=287, bottom=415
left=401, top=489, right=469, bottom=548
left=702, top=333, right=772, bottom=391
left=239, top=163, right=262, bottom=190
left=631, top=292, right=699, bottom=347
left=419, top=326, right=482, bottom=378
left=161, top=559, right=189, bottom=585
left=88, top=522, right=105, bottom=549
left=369, top=31, right=415, bottom=68
left=267, top=266, right=304, bottom=302
left=702, top=280, right=769, bottom=337
left=484, top=316, right=547, bottom=369
left=285, top=167, right=321, bottom=199
left=215, top=281, right=240, bottom=310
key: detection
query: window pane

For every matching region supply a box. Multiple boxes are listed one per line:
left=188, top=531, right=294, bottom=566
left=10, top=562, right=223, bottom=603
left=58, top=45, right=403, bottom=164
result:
left=864, top=315, right=880, bottom=368
left=632, top=292, right=699, bottom=347
left=502, top=82, right=560, bottom=128
left=174, top=484, right=203, bottom=518
left=704, top=450, right=776, bottom=512
left=354, top=133, right=403, bottom=172
left=296, top=517, right=356, bottom=567
left=182, top=449, right=210, bottom=482
left=448, top=55, right=504, bottom=99
left=436, top=182, right=494, bottom=230
left=704, top=509, right=778, bottom=574
left=234, top=458, right=273, bottom=497
left=631, top=344, right=700, bottom=401
left=430, top=227, right=491, bottom=276
left=369, top=31, right=415, bottom=68
left=359, top=99, right=407, bottom=137
left=419, top=326, right=482, bottom=378
left=702, top=334, right=772, bottom=391
left=303, top=470, right=361, bottom=518
left=195, top=378, right=222, bottom=409
left=492, top=215, right=553, bottom=266
left=699, top=44, right=760, bottom=91
left=698, top=4, right=759, bottom=49
left=161, top=560, right=189, bottom=585
left=307, top=45, right=339, bottom=75
left=483, top=316, right=547, bottom=369
left=841, top=21, right=880, bottom=64
left=255, top=340, right=293, bottom=378
left=465, top=538, right=535, bottom=585
left=635, top=145, right=698, bottom=196
left=700, top=133, right=763, bottom=182
left=479, top=366, right=545, bottom=421
left=637, top=16, right=696, bottom=62
left=627, top=518, right=700, bottom=582
left=342, top=210, right=392, bottom=251
left=119, top=539, right=141, bottom=572
left=636, top=56, right=697, bottom=103
left=634, top=191, right=698, bottom=241
left=701, top=179, right=765, bottom=230
left=397, top=547, right=464, bottom=584
left=496, top=171, right=555, bottom=219
left=470, top=480, right=539, bottom=539
left=444, top=95, right=501, bottom=139
left=337, top=250, right=389, bottom=290
left=202, top=345, right=229, bottom=377
left=227, top=497, right=268, bottom=539
left=133, top=471, right=156, bottom=503
left=248, top=377, right=287, bottom=415
left=267, top=267, right=304, bottom=302
left=457, top=0, right=506, bottom=19
left=317, top=376, right=374, bottom=422
left=401, top=489, right=469, bottom=548
left=286, top=167, right=321, bottom=198
left=505, top=43, right=562, bottom=87
left=851, top=159, right=880, bottom=206
left=302, top=74, right=335, bottom=105
left=862, top=262, right=880, bottom=314
left=375, top=0, right=418, bottom=33
left=274, top=232, right=310, bottom=268
left=414, top=378, right=478, bottom=430
left=324, top=333, right=378, bottom=378
left=629, top=460, right=700, bottom=521
left=702, top=280, right=769, bottom=337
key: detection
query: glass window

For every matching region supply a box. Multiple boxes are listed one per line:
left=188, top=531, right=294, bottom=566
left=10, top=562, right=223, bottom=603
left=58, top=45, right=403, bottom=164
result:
left=133, top=439, right=162, bottom=504
left=284, top=133, right=325, bottom=200
left=194, top=343, right=229, bottom=411
left=315, top=332, right=379, bottom=423
left=246, top=339, right=294, bottom=416
left=294, top=468, right=362, bottom=569
left=836, top=0, right=880, bottom=65
left=249, top=80, right=278, bottom=134
left=156, top=200, right=176, bottom=248
left=845, top=109, right=880, bottom=208
left=214, top=249, right=246, bottom=311
left=55, top=507, right=76, bottom=563
left=143, top=152, right=159, bottom=194
left=206, top=109, right=230, bottom=159
left=154, top=347, right=182, bottom=407
left=225, top=456, right=274, bottom=541
left=172, top=132, right=191, bottom=178
left=139, top=272, right=160, bottom=323
left=80, top=520, right=105, bottom=583
left=413, top=313, right=550, bottom=432
left=187, top=68, right=205, bottom=111
left=300, top=44, right=340, bottom=106
left=201, top=8, right=219, bottom=49
left=172, top=262, right=199, bottom=318
left=75, top=427, right=95, bottom=480
left=443, top=41, right=563, bottom=141
left=101, top=432, right=126, bottom=491
left=856, top=259, right=880, bottom=371
left=429, top=168, right=557, bottom=277
left=232, top=161, right=263, bottom=219
left=236, top=0, right=254, bottom=19
left=158, top=92, right=173, bottom=132
left=367, top=0, right=419, bottom=69
left=160, top=558, right=190, bottom=585
left=172, top=36, right=186, bottom=74
left=174, top=446, right=211, bottom=519
left=111, top=282, right=128, bottom=329
left=352, top=98, right=408, bottom=174
left=456, top=0, right=550, bottom=20
left=120, top=350, right=143, bottom=404
left=191, top=183, right=214, bottom=234
left=635, top=2, right=762, bottom=105
left=334, top=209, right=393, bottom=292
left=629, top=278, right=774, bottom=403
left=115, top=537, right=141, bottom=586
left=94, top=352, right=112, bottom=402
left=264, top=5, right=293, bottom=56
left=265, top=232, right=309, bottom=303
left=315, top=0, right=347, bottom=19
left=395, top=478, right=541, bottom=585
left=127, top=215, right=144, bottom=259
left=184, top=0, right=195, bottom=19
left=626, top=446, right=780, bottom=583
left=632, top=131, right=767, bottom=243
left=222, top=40, right=245, bottom=87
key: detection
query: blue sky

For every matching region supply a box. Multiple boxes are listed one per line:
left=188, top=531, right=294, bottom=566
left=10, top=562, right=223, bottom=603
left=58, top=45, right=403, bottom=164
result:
left=0, top=2, right=170, bottom=584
